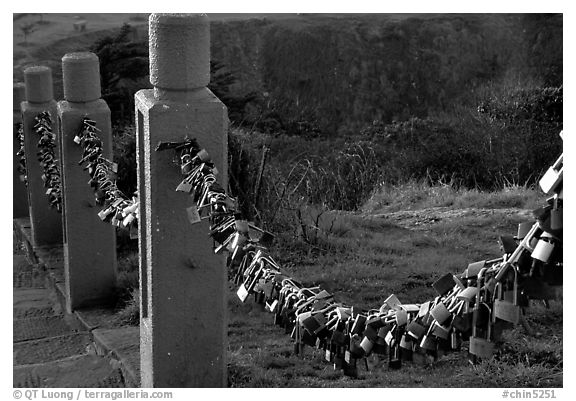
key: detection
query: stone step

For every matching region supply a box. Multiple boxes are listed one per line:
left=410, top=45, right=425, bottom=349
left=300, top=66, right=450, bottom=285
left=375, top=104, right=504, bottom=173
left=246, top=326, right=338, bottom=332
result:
left=14, top=333, right=92, bottom=365
left=13, top=316, right=78, bottom=343
left=13, top=354, right=125, bottom=388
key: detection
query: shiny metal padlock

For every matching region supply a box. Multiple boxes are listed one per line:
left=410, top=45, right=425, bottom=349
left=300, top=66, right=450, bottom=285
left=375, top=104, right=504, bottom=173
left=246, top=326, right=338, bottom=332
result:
left=493, top=267, right=521, bottom=324
left=539, top=154, right=563, bottom=195
left=531, top=232, right=557, bottom=263
left=359, top=336, right=374, bottom=355
left=419, top=323, right=437, bottom=351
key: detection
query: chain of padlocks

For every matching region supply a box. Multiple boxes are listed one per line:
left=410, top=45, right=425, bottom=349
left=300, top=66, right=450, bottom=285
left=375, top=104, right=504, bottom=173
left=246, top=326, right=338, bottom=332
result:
left=67, top=122, right=563, bottom=376
left=35, top=111, right=63, bottom=212
left=15, top=122, right=27, bottom=185
left=154, top=133, right=562, bottom=376
left=74, top=118, right=139, bottom=237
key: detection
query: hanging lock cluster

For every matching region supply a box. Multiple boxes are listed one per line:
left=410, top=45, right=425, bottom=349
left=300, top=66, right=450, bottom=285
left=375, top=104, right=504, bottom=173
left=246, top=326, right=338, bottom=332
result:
left=35, top=111, right=62, bottom=212
left=160, top=132, right=562, bottom=377
left=74, top=117, right=139, bottom=237
left=15, top=122, right=27, bottom=185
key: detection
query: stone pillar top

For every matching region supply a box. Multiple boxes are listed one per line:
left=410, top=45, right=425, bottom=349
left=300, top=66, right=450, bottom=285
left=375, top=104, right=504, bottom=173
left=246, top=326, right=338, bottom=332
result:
left=149, top=13, right=210, bottom=93
left=14, top=82, right=26, bottom=111
left=24, top=66, right=54, bottom=104
left=62, top=52, right=101, bottom=102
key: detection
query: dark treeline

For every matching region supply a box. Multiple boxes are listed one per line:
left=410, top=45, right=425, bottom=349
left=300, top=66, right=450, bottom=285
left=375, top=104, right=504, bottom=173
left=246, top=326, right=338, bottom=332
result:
left=210, top=13, right=562, bottom=136
left=30, top=14, right=561, bottom=214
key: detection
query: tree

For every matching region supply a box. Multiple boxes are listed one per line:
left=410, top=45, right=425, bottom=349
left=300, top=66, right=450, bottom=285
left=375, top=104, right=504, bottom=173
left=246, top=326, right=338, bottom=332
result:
left=20, top=23, right=36, bottom=46
left=91, top=23, right=257, bottom=125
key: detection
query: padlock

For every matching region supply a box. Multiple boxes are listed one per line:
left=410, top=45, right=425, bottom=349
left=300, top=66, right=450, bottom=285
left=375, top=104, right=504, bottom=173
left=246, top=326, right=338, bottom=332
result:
left=388, top=342, right=401, bottom=369
left=469, top=302, right=494, bottom=360
left=419, top=333, right=437, bottom=352
left=417, top=301, right=431, bottom=321
left=384, top=294, right=401, bottom=310
left=531, top=232, right=557, bottom=263
left=539, top=154, right=563, bottom=195
left=349, top=334, right=365, bottom=358
left=449, top=330, right=461, bottom=351
left=499, top=235, right=518, bottom=254
left=406, top=321, right=426, bottom=341
left=456, top=286, right=479, bottom=303
left=372, top=335, right=387, bottom=355
left=350, top=314, right=367, bottom=335
left=550, top=196, right=562, bottom=230
left=432, top=273, right=456, bottom=296
left=431, top=322, right=450, bottom=340
left=430, top=302, right=451, bottom=326
left=465, top=260, right=486, bottom=279
left=515, top=222, right=534, bottom=240
left=359, top=335, right=375, bottom=355
left=343, top=350, right=358, bottom=378
left=395, top=309, right=408, bottom=327
left=399, top=333, right=413, bottom=361
left=492, top=268, right=521, bottom=325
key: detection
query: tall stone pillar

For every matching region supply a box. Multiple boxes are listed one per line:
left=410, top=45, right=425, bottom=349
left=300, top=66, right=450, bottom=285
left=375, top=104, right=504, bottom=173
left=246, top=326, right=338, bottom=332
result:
left=136, top=13, right=228, bottom=387
left=13, top=83, right=29, bottom=218
left=21, top=66, right=63, bottom=247
left=57, top=52, right=117, bottom=312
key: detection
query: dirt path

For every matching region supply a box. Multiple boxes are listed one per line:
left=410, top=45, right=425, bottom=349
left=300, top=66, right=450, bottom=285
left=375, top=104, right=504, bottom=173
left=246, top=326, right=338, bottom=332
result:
left=370, top=206, right=534, bottom=230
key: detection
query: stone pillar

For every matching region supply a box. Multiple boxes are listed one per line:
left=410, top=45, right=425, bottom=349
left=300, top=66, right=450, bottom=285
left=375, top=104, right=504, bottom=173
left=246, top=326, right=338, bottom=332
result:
left=21, top=66, right=63, bottom=247
left=13, top=83, right=29, bottom=218
left=136, top=13, right=228, bottom=387
left=57, top=52, right=117, bottom=312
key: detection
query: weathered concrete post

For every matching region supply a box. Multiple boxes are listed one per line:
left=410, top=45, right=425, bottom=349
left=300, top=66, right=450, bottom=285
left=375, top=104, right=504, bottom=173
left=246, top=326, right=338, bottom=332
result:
left=21, top=66, right=63, bottom=247
left=13, top=83, right=29, bottom=218
left=57, top=52, right=117, bottom=312
left=136, top=13, right=228, bottom=387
